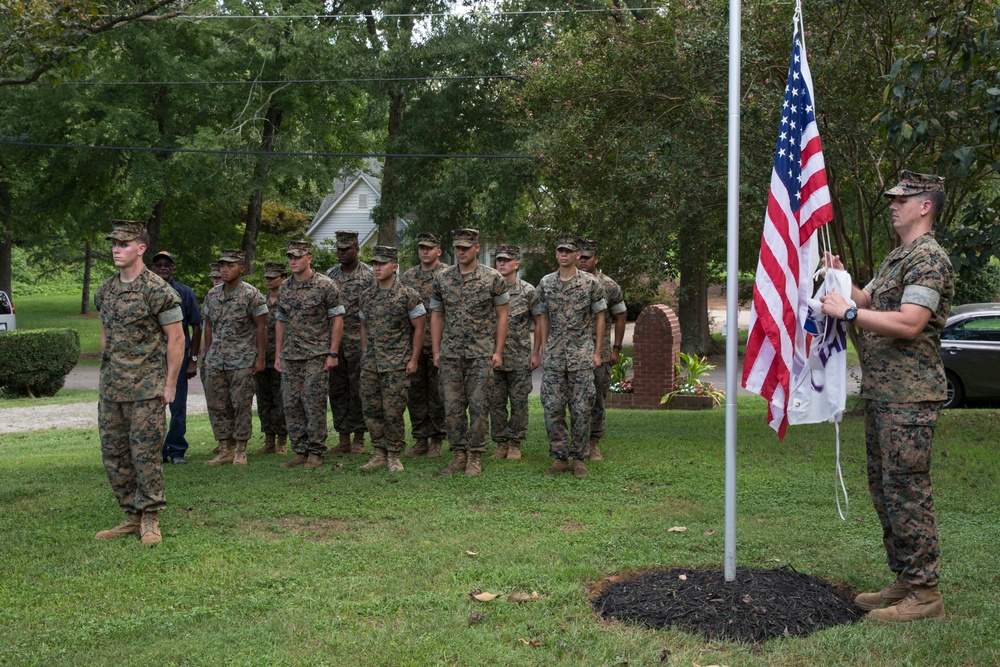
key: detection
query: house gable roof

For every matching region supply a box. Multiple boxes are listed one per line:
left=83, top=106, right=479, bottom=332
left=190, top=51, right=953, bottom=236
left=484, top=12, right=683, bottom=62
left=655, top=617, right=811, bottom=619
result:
left=306, top=172, right=382, bottom=238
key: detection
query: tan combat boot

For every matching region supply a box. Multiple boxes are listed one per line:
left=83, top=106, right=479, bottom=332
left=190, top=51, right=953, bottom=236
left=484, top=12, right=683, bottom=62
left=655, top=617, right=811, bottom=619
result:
left=204, top=440, right=235, bottom=466
left=427, top=438, right=443, bottom=458
left=855, top=577, right=911, bottom=611
left=95, top=513, right=142, bottom=540
left=490, top=443, right=509, bottom=459
left=544, top=459, right=570, bottom=476
left=437, top=451, right=468, bottom=477
left=208, top=444, right=220, bottom=456
left=140, top=511, right=162, bottom=545
left=280, top=453, right=309, bottom=468
left=506, top=443, right=522, bottom=460
left=330, top=432, right=352, bottom=455
left=868, top=585, right=945, bottom=622
left=304, top=453, right=324, bottom=469
left=360, top=448, right=388, bottom=470
left=572, top=459, right=588, bottom=478
left=275, top=434, right=288, bottom=455
left=232, top=441, right=248, bottom=466
left=351, top=432, right=366, bottom=455
left=405, top=438, right=429, bottom=458
left=465, top=451, right=483, bottom=476
left=387, top=451, right=404, bottom=473
left=588, top=439, right=603, bottom=461
left=256, top=433, right=277, bottom=455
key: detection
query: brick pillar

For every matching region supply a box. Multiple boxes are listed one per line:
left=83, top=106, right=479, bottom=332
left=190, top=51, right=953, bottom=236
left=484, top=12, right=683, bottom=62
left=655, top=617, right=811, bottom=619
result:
left=632, top=304, right=681, bottom=409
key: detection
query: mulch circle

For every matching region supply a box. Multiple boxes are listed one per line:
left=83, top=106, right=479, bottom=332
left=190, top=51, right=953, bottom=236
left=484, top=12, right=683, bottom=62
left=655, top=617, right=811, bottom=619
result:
left=592, top=565, right=866, bottom=643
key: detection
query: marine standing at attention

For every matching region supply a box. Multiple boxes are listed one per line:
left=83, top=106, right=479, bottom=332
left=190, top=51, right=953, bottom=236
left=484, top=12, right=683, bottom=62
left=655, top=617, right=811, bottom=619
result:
left=93, top=220, right=183, bottom=545
left=400, top=232, right=449, bottom=458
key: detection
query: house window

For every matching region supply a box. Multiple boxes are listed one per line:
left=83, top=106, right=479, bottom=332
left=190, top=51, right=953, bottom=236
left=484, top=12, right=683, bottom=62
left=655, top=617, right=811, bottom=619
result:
left=358, top=193, right=368, bottom=209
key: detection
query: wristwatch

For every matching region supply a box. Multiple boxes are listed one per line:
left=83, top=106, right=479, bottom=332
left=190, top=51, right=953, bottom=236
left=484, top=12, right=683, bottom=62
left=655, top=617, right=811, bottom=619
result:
left=612, top=344, right=623, bottom=351
left=189, top=355, right=199, bottom=362
left=844, top=307, right=858, bottom=323
left=328, top=352, right=339, bottom=358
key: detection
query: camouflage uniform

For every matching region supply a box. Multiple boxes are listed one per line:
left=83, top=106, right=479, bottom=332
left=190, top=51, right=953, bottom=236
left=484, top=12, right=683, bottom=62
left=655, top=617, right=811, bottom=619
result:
left=359, top=272, right=426, bottom=453
left=275, top=268, right=345, bottom=455
left=203, top=280, right=268, bottom=442
left=95, top=258, right=182, bottom=516
left=537, top=269, right=607, bottom=460
left=430, top=260, right=509, bottom=453
left=400, top=259, right=449, bottom=443
left=326, top=260, right=377, bottom=436
left=256, top=292, right=287, bottom=436
left=861, top=230, right=953, bottom=587
left=489, top=276, right=542, bottom=447
left=589, top=270, right=627, bottom=443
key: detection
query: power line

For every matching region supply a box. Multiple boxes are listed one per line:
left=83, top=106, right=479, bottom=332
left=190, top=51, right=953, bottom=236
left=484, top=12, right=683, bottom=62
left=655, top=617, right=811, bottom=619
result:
left=0, top=140, right=532, bottom=160
left=44, top=75, right=519, bottom=87
left=182, top=7, right=665, bottom=20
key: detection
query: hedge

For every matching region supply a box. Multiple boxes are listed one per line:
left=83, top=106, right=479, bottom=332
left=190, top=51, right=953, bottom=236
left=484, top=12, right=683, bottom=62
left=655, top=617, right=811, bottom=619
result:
left=0, top=328, right=81, bottom=398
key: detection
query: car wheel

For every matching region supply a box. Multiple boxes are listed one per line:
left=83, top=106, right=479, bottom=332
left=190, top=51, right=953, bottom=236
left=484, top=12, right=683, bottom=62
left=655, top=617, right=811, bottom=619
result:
left=943, top=371, right=963, bottom=409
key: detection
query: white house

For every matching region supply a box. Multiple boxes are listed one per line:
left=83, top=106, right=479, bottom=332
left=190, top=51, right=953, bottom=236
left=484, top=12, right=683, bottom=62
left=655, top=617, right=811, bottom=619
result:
left=306, top=170, right=407, bottom=249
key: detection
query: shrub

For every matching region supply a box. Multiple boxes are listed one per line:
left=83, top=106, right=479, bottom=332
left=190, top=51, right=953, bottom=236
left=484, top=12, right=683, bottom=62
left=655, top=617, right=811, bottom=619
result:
left=953, top=262, right=1000, bottom=306
left=0, top=329, right=81, bottom=397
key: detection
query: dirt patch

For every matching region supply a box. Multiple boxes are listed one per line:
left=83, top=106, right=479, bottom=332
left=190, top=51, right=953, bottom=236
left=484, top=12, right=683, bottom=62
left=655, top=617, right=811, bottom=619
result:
left=592, top=566, right=864, bottom=643
left=562, top=520, right=584, bottom=533
left=247, top=514, right=352, bottom=542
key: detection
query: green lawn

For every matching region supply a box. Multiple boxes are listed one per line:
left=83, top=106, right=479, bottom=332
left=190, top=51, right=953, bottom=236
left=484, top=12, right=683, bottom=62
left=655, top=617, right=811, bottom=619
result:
left=1, top=398, right=997, bottom=666
left=0, top=388, right=99, bottom=408
left=13, top=293, right=103, bottom=365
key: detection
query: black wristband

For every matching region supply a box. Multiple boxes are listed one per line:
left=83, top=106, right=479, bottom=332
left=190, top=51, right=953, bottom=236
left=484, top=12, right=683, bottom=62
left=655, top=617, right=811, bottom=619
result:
left=612, top=344, right=623, bottom=351
left=328, top=352, right=338, bottom=358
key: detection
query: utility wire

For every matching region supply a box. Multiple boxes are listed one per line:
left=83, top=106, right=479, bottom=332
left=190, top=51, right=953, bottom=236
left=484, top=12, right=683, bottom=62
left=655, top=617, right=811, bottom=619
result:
left=183, top=7, right=665, bottom=20
left=43, top=75, right=519, bottom=87
left=0, top=140, right=533, bottom=160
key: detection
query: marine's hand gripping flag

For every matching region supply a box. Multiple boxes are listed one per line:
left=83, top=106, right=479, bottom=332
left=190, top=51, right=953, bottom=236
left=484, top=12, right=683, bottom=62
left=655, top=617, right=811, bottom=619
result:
left=741, top=18, right=833, bottom=439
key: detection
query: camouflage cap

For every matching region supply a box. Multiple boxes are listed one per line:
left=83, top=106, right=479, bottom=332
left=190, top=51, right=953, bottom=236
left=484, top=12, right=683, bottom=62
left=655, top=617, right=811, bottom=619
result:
left=372, top=245, right=399, bottom=263
left=494, top=243, right=521, bottom=260
left=263, top=261, right=287, bottom=278
left=151, top=250, right=175, bottom=265
left=106, top=219, right=147, bottom=242
left=556, top=233, right=581, bottom=252
left=452, top=228, right=480, bottom=248
left=579, top=238, right=599, bottom=257
left=335, top=230, right=360, bottom=248
left=287, top=240, right=312, bottom=257
left=884, top=170, right=946, bottom=197
left=218, top=248, right=245, bottom=264
left=416, top=232, right=441, bottom=248
left=209, top=263, right=222, bottom=279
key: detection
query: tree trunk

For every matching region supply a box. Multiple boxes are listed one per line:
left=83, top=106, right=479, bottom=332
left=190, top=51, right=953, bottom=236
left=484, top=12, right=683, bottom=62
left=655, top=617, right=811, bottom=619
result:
left=677, top=241, right=713, bottom=356
left=147, top=197, right=165, bottom=256
left=0, top=178, right=12, bottom=296
left=376, top=88, right=405, bottom=247
left=241, top=102, right=284, bottom=272
left=146, top=84, right=170, bottom=256
left=80, top=239, right=92, bottom=315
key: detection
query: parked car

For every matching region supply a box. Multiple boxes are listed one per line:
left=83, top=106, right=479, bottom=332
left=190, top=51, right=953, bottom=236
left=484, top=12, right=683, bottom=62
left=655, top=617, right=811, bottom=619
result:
left=940, top=303, right=1000, bottom=408
left=0, top=290, right=14, bottom=331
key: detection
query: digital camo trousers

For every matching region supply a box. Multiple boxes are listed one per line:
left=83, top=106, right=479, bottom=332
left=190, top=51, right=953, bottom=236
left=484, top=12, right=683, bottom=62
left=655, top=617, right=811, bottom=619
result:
left=329, top=347, right=367, bottom=435
left=865, top=400, right=942, bottom=587
left=590, top=361, right=612, bottom=441
left=407, top=348, right=446, bottom=441
left=99, top=396, right=167, bottom=514
left=439, top=356, right=493, bottom=453
left=282, top=356, right=329, bottom=455
left=205, top=366, right=256, bottom=442
left=255, top=367, right=287, bottom=435
left=361, top=366, right=410, bottom=453
left=489, top=369, right=532, bottom=444
left=541, top=368, right=595, bottom=460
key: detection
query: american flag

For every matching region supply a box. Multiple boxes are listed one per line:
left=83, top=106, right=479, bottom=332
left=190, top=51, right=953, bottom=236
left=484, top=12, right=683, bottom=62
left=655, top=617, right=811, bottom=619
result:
left=742, top=24, right=833, bottom=439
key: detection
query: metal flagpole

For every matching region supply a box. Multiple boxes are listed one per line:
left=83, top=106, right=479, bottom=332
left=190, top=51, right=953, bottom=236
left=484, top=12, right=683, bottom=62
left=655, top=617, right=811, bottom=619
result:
left=724, top=0, right=742, bottom=583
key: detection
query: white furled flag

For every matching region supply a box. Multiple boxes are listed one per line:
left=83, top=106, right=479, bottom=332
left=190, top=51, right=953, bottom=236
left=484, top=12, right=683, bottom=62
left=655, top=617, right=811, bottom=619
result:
left=742, top=15, right=833, bottom=440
